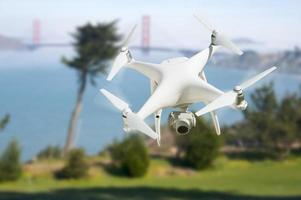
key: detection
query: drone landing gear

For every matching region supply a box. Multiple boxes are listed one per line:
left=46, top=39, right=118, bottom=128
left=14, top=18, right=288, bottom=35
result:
left=155, top=110, right=162, bottom=146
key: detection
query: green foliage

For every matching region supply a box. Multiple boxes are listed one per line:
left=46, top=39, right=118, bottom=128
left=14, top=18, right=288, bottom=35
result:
left=37, top=145, right=61, bottom=160
left=56, top=148, right=88, bottom=179
left=248, top=82, right=278, bottom=113
left=176, top=117, right=221, bottom=170
left=62, top=20, right=122, bottom=155
left=0, top=114, right=10, bottom=132
left=224, top=83, right=301, bottom=159
left=110, top=135, right=150, bottom=177
left=0, top=139, right=22, bottom=182
left=62, top=21, right=121, bottom=86
left=0, top=157, right=301, bottom=196
left=245, top=83, right=278, bottom=148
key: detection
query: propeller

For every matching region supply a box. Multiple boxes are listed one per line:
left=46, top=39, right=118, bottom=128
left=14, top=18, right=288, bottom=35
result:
left=100, top=89, right=129, bottom=111
left=193, top=14, right=243, bottom=55
left=196, top=66, right=277, bottom=116
left=100, top=89, right=158, bottom=139
left=107, top=25, right=137, bottom=81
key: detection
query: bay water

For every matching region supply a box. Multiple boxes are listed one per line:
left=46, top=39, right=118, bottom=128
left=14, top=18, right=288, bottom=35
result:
left=0, top=47, right=300, bottom=160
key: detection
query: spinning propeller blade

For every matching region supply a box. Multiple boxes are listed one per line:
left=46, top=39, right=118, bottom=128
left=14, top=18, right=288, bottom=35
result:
left=196, top=91, right=237, bottom=116
left=196, top=66, right=277, bottom=116
left=107, top=52, right=129, bottom=81
left=100, top=89, right=158, bottom=140
left=214, top=33, right=243, bottom=56
left=193, top=14, right=243, bottom=55
left=100, top=89, right=129, bottom=111
left=123, top=24, right=137, bottom=47
left=193, top=14, right=214, bottom=32
left=106, top=25, right=137, bottom=81
left=240, top=66, right=277, bottom=90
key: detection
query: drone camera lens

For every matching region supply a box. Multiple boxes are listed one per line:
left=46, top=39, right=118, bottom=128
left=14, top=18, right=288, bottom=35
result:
left=177, top=126, right=189, bottom=134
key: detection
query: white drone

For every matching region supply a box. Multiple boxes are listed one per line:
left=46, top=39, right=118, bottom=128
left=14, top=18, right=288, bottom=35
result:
left=100, top=15, right=276, bottom=145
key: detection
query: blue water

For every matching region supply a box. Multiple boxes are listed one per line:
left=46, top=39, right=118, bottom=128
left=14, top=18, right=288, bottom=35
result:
left=0, top=48, right=300, bottom=160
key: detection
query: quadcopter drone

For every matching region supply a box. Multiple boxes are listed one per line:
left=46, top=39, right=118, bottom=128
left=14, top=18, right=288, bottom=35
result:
left=100, top=15, right=277, bottom=145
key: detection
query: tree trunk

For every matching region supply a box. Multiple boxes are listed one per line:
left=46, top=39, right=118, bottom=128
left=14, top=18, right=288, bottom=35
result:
left=63, top=71, right=87, bottom=156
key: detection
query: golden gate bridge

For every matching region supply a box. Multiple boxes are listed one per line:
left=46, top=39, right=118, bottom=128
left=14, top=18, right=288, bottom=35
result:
left=26, top=16, right=198, bottom=56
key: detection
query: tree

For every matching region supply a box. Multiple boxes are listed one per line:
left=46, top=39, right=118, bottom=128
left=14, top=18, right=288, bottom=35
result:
left=244, top=83, right=278, bottom=150
left=224, top=83, right=301, bottom=158
left=0, top=114, right=10, bottom=132
left=37, top=145, right=61, bottom=160
left=0, top=139, right=22, bottom=182
left=176, top=116, right=221, bottom=170
left=55, top=148, right=88, bottom=179
left=110, top=135, right=150, bottom=177
left=62, top=22, right=121, bottom=155
left=275, top=94, right=301, bottom=154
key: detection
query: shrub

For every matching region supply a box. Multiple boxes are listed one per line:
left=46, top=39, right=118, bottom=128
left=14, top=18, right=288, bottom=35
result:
left=224, top=83, right=301, bottom=159
left=0, top=139, right=22, bottom=182
left=55, top=148, right=88, bottom=179
left=110, top=135, right=150, bottom=177
left=176, top=116, right=221, bottom=170
left=37, top=145, right=61, bottom=160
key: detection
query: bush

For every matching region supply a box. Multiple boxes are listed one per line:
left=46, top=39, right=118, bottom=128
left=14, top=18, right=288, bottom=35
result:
left=110, top=135, right=150, bottom=177
left=176, top=116, right=221, bottom=170
left=37, top=145, right=61, bottom=160
left=55, top=148, right=88, bottom=179
left=0, top=139, right=22, bottom=182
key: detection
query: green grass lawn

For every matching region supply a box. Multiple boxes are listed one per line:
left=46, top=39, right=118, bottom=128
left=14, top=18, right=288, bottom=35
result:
left=0, top=156, right=300, bottom=200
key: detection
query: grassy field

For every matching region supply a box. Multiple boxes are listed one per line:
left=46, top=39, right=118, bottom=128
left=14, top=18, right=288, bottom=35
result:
left=0, top=156, right=300, bottom=200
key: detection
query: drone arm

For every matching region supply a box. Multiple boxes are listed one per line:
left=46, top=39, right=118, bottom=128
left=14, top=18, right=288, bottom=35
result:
left=179, top=78, right=223, bottom=105
left=127, top=60, right=162, bottom=82
left=138, top=83, right=174, bottom=120
left=100, top=89, right=158, bottom=139
left=107, top=50, right=162, bottom=81
left=196, top=66, right=277, bottom=116
left=188, top=45, right=220, bottom=72
left=150, top=80, right=162, bottom=145
left=200, top=71, right=221, bottom=135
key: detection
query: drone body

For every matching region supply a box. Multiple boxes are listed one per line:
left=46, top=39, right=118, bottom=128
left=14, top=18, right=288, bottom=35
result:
left=101, top=15, right=276, bottom=145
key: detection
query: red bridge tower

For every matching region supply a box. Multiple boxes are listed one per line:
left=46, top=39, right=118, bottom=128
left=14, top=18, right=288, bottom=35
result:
left=141, top=15, right=150, bottom=50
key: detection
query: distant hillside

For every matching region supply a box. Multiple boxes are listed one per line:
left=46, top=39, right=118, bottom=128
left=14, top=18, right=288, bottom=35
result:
left=210, top=47, right=301, bottom=73
left=0, top=35, right=27, bottom=51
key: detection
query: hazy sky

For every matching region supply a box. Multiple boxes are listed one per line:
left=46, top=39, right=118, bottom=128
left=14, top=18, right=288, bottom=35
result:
left=1, top=0, right=300, bottom=50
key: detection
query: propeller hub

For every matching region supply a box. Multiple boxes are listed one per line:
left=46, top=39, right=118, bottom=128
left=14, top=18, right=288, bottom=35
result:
left=121, top=46, right=128, bottom=52
left=233, top=85, right=243, bottom=94
left=211, top=30, right=218, bottom=45
left=212, top=30, right=217, bottom=36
